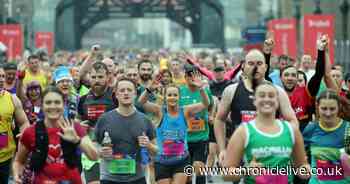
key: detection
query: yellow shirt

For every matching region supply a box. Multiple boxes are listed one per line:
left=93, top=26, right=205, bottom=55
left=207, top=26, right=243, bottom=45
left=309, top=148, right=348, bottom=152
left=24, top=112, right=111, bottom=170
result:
left=0, top=91, right=15, bottom=163
left=23, top=70, right=48, bottom=90
left=173, top=75, right=186, bottom=86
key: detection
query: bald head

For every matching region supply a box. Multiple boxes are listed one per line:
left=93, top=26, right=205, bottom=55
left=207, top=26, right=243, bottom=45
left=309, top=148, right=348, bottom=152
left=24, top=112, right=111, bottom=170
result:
left=245, top=49, right=265, bottom=63
left=102, top=58, right=115, bottom=74
left=243, top=49, right=267, bottom=81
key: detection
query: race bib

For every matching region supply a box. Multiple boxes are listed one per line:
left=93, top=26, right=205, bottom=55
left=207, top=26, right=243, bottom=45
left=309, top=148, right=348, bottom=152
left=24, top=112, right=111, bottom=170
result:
left=34, top=106, right=41, bottom=113
left=316, top=160, right=344, bottom=180
left=255, top=174, right=288, bottom=184
left=163, top=140, right=185, bottom=156
left=87, top=105, right=106, bottom=121
left=108, top=154, right=136, bottom=174
left=187, top=118, right=205, bottom=132
left=241, top=111, right=256, bottom=123
left=0, top=133, right=8, bottom=149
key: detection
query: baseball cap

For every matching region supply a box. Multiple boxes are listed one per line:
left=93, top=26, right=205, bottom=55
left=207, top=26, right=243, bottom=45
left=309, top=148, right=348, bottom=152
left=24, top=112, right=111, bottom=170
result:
left=184, top=64, right=197, bottom=75
left=3, top=62, right=17, bottom=70
left=53, top=66, right=73, bottom=83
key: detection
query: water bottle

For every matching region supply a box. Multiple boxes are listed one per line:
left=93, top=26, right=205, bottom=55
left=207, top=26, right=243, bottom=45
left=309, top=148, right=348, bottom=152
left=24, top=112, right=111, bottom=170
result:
left=102, top=131, right=113, bottom=147
left=140, top=147, right=150, bottom=165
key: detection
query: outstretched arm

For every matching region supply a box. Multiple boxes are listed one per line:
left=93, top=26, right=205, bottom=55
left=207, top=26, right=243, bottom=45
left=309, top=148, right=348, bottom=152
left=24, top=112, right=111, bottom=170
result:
left=224, top=63, right=242, bottom=80
left=262, top=37, right=274, bottom=82
left=307, top=50, right=325, bottom=96
left=307, top=36, right=328, bottom=97
left=186, top=57, right=215, bottom=80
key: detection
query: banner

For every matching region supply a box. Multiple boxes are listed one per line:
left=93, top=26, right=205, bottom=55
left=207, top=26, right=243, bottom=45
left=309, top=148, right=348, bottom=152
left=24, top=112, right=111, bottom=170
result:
left=0, top=24, right=23, bottom=60
left=35, top=32, right=54, bottom=55
left=267, top=18, right=297, bottom=59
left=303, top=14, right=335, bottom=64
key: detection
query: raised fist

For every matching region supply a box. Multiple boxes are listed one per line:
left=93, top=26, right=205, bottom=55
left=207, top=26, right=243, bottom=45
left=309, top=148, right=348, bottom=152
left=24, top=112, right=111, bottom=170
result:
left=317, top=34, right=329, bottom=51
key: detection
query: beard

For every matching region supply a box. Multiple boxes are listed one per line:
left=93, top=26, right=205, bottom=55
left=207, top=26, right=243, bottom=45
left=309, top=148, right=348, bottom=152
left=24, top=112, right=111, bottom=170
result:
left=140, top=74, right=152, bottom=81
left=92, top=84, right=107, bottom=93
left=283, top=83, right=295, bottom=93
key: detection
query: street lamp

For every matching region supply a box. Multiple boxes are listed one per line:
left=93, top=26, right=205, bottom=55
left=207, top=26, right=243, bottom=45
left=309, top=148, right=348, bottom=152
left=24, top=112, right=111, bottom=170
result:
left=340, top=0, right=349, bottom=40
left=294, top=0, right=301, bottom=21
left=294, top=0, right=302, bottom=56
left=314, top=0, right=322, bottom=14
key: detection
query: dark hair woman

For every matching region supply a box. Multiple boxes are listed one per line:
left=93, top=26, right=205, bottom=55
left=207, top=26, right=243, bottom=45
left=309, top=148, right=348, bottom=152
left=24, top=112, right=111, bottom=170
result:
left=13, top=86, right=97, bottom=184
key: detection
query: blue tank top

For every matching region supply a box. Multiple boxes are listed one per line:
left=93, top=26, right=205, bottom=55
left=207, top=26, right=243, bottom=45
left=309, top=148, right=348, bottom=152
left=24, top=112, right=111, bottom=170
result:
left=156, top=107, right=189, bottom=165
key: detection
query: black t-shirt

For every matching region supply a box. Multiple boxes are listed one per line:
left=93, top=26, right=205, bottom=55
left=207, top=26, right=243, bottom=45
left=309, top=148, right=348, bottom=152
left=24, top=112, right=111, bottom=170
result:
left=77, top=87, right=117, bottom=127
left=209, top=79, right=233, bottom=99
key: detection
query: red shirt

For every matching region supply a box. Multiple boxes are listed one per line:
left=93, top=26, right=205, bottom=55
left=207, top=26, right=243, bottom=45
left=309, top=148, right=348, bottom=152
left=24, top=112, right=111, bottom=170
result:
left=289, top=86, right=314, bottom=122
left=21, top=123, right=85, bottom=184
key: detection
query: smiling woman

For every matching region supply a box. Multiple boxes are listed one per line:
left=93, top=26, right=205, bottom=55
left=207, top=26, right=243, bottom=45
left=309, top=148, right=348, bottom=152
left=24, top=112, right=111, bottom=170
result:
left=223, top=82, right=310, bottom=184
left=302, top=89, right=350, bottom=184
left=138, top=71, right=210, bottom=184
left=12, top=86, right=97, bottom=184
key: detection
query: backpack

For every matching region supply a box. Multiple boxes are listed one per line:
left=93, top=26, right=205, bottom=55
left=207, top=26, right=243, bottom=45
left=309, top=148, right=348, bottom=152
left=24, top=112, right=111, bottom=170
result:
left=29, top=120, right=80, bottom=172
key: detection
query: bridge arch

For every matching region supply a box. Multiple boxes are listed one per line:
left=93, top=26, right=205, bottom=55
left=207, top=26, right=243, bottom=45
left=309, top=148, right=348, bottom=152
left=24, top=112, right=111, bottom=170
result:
left=55, top=0, right=225, bottom=51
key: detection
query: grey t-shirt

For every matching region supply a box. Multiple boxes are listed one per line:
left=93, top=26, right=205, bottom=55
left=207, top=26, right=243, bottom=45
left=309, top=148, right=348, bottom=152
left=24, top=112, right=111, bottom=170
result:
left=95, top=109, right=155, bottom=182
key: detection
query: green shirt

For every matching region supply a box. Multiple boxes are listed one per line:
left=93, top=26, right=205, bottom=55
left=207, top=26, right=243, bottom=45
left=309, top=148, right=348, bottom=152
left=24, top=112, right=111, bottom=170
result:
left=179, top=85, right=213, bottom=143
left=317, top=80, right=327, bottom=97
left=243, top=120, right=294, bottom=184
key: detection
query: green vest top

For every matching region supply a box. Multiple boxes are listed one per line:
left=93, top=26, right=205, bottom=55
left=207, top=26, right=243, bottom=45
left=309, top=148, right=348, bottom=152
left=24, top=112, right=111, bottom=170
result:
left=243, top=120, right=294, bottom=184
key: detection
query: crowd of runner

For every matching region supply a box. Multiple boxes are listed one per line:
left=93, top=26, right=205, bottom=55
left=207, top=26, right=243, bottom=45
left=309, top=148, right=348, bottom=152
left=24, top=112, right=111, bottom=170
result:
left=0, top=33, right=349, bottom=184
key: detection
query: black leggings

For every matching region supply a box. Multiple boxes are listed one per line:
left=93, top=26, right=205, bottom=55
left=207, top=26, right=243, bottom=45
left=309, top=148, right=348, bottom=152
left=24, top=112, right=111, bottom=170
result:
left=101, top=177, right=147, bottom=184
left=0, top=159, right=11, bottom=184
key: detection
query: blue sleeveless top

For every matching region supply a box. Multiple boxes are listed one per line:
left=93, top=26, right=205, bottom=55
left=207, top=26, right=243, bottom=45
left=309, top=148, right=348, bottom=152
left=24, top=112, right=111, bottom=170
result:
left=155, top=107, right=189, bottom=165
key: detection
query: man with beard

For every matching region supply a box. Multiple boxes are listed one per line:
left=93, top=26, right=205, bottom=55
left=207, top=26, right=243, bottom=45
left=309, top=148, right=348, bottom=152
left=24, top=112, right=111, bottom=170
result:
left=0, top=65, right=29, bottom=183
left=280, top=35, right=330, bottom=132
left=3, top=62, right=17, bottom=94
left=78, top=62, right=117, bottom=184
left=214, top=38, right=298, bottom=168
left=138, top=59, right=153, bottom=87
left=136, top=60, right=157, bottom=111
left=135, top=60, right=159, bottom=184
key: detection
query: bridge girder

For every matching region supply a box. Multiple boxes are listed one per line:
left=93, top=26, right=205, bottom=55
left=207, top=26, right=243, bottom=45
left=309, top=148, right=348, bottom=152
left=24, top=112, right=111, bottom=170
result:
left=55, top=0, right=225, bottom=51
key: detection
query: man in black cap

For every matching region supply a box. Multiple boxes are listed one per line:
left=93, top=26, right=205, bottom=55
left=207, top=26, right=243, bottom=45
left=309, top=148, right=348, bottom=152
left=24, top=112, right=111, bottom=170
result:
left=180, top=64, right=214, bottom=184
